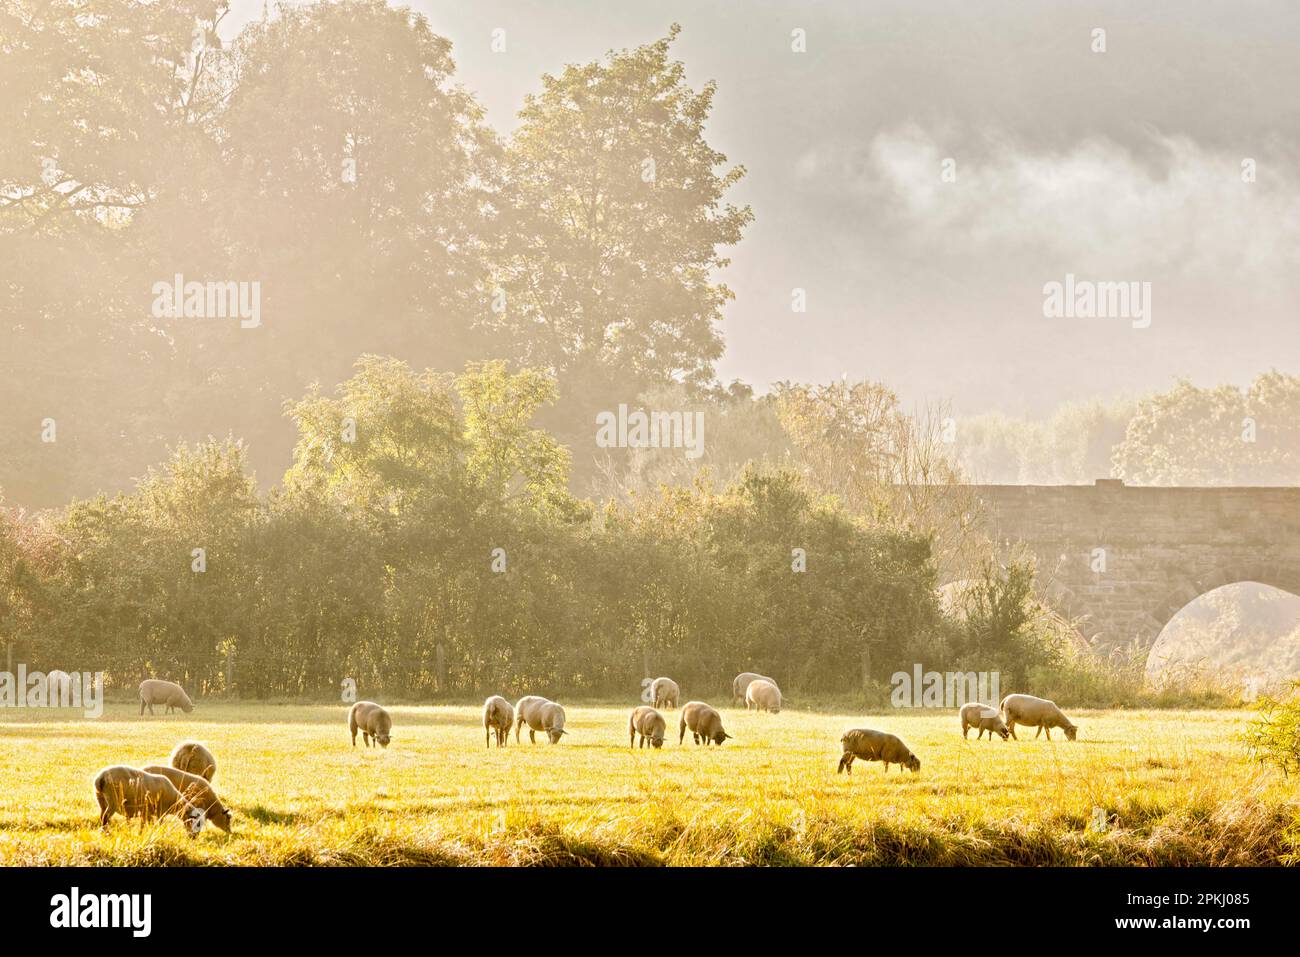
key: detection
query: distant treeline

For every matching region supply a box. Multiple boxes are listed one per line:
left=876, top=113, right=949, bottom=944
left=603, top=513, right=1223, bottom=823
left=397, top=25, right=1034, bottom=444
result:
left=0, top=359, right=1070, bottom=700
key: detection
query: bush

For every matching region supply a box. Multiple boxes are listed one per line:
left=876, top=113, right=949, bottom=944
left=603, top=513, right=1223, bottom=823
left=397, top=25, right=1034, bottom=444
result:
left=1244, top=683, right=1300, bottom=776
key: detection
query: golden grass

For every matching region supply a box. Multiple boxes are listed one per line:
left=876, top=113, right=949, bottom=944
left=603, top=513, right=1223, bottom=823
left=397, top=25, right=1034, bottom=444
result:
left=1, top=702, right=1295, bottom=865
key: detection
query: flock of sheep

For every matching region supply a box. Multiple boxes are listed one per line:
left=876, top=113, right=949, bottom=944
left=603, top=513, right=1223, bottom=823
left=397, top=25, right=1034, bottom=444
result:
left=89, top=675, right=1080, bottom=838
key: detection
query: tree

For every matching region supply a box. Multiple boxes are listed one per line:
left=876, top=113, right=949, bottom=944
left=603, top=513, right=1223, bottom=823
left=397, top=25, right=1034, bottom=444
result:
left=0, top=0, right=233, bottom=507
left=1113, top=373, right=1300, bottom=485
left=490, top=24, right=752, bottom=394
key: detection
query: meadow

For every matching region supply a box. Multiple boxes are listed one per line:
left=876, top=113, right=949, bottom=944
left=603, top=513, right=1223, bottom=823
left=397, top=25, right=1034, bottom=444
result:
left=1, top=701, right=1295, bottom=866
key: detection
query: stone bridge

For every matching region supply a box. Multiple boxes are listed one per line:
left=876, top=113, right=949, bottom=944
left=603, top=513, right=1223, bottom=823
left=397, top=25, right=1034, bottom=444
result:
left=946, top=480, right=1300, bottom=659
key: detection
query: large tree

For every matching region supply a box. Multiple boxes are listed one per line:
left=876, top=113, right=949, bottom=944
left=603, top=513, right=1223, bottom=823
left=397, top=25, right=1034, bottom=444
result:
left=490, top=24, right=752, bottom=396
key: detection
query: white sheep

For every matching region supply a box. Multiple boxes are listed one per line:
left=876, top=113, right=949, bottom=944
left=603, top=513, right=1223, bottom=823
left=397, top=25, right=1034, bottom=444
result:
left=514, top=695, right=567, bottom=744
left=93, top=765, right=204, bottom=837
left=348, top=701, right=393, bottom=748
left=732, top=672, right=775, bottom=705
left=999, top=693, right=1078, bottom=741
left=142, top=765, right=233, bottom=834
left=745, top=678, right=782, bottom=713
left=169, top=741, right=217, bottom=781
left=138, top=679, right=194, bottom=716
left=837, top=728, right=920, bottom=774
left=650, top=677, right=680, bottom=710
left=483, top=695, right=515, bottom=748
left=679, top=701, right=732, bottom=746
left=959, top=702, right=1009, bottom=741
left=629, top=706, right=667, bottom=748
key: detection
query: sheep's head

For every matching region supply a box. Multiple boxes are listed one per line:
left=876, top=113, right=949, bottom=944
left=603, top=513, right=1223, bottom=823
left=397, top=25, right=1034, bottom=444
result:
left=995, top=726, right=1010, bottom=740
left=650, top=733, right=664, bottom=749
left=1064, top=725, right=1078, bottom=741
left=208, top=803, right=233, bottom=834
left=905, top=755, right=921, bottom=773
left=546, top=727, right=566, bottom=744
left=711, top=730, right=732, bottom=746
left=375, top=731, right=391, bottom=748
left=180, top=701, right=194, bottom=714
left=182, top=805, right=205, bottom=838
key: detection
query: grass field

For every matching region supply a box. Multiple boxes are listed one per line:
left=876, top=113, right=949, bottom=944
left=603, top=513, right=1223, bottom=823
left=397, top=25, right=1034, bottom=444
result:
left=1, top=701, right=1295, bottom=866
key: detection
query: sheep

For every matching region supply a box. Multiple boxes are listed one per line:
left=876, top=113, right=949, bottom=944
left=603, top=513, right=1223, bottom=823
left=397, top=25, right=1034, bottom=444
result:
left=999, top=693, right=1078, bottom=741
left=745, top=678, right=783, bottom=713
left=629, top=706, right=667, bottom=749
left=732, top=672, right=775, bottom=705
left=142, top=765, right=233, bottom=834
left=93, top=765, right=204, bottom=837
left=959, top=702, right=1009, bottom=741
left=348, top=701, right=393, bottom=748
left=138, top=679, right=193, bottom=716
left=837, top=728, right=921, bottom=774
left=514, top=695, right=567, bottom=744
left=169, top=741, right=217, bottom=781
left=679, top=701, right=732, bottom=746
left=650, top=677, right=680, bottom=710
left=483, top=695, right=515, bottom=748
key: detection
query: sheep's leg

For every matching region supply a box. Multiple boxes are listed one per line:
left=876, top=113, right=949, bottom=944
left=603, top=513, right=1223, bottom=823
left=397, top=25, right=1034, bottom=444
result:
left=1044, top=727, right=1052, bottom=740
left=1007, top=723, right=1017, bottom=740
left=529, top=729, right=536, bottom=744
left=1034, top=726, right=1043, bottom=739
left=97, top=792, right=111, bottom=827
left=139, top=699, right=146, bottom=716
left=679, top=722, right=687, bottom=745
left=962, top=724, right=969, bottom=739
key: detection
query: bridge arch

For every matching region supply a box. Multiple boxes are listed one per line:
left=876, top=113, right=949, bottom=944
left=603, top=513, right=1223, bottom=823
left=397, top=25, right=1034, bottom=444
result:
left=943, top=481, right=1300, bottom=661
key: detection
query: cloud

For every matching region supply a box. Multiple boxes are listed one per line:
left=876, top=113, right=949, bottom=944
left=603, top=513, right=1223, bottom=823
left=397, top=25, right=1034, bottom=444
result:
left=795, top=127, right=1300, bottom=280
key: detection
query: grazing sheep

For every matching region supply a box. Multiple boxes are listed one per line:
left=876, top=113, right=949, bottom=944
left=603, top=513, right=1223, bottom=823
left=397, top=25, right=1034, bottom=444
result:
left=732, top=672, right=775, bottom=705
left=138, top=679, right=194, bottom=716
left=745, top=678, right=783, bottom=713
left=629, top=706, right=667, bottom=749
left=483, top=695, right=515, bottom=748
left=999, top=693, right=1078, bottom=741
left=959, top=702, right=1009, bottom=741
left=837, top=728, right=921, bottom=774
left=514, top=696, right=567, bottom=744
left=169, top=741, right=217, bottom=781
left=93, top=765, right=204, bottom=837
left=348, top=701, right=393, bottom=748
left=679, top=701, right=732, bottom=746
left=142, top=765, right=233, bottom=834
left=650, top=677, right=680, bottom=710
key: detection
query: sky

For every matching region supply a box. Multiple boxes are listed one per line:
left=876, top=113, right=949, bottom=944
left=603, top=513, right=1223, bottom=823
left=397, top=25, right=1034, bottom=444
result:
left=224, top=0, right=1300, bottom=419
